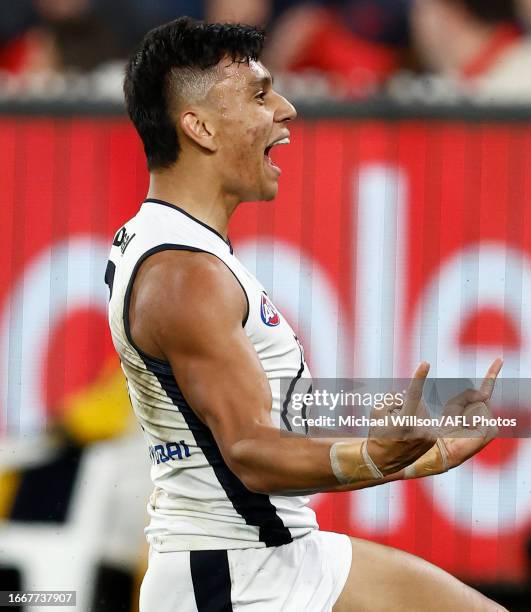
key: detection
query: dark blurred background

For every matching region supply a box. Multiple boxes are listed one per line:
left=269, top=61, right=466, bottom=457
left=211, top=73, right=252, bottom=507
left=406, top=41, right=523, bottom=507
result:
left=1, top=0, right=531, bottom=102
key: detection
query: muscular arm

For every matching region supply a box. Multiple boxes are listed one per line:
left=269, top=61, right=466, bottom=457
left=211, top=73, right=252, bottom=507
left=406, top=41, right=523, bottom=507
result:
left=129, top=250, right=432, bottom=494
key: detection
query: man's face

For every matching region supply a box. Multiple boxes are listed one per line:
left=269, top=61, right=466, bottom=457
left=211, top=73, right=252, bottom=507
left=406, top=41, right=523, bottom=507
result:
left=207, top=59, right=297, bottom=202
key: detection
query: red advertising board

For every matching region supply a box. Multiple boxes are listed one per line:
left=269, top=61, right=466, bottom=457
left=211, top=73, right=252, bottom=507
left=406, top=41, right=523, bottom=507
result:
left=0, top=117, right=529, bottom=583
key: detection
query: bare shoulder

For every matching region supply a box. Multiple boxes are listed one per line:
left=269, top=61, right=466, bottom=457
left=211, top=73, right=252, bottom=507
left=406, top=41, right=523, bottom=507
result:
left=129, top=249, right=248, bottom=359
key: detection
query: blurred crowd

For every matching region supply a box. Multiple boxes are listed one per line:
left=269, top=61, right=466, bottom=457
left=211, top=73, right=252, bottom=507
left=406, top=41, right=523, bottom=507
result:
left=1, top=0, right=531, bottom=103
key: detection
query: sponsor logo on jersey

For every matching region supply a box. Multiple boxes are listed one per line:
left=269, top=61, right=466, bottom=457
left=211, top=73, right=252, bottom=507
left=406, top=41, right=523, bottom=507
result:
left=261, top=293, right=280, bottom=327
left=149, top=440, right=191, bottom=465
left=113, top=226, right=136, bottom=255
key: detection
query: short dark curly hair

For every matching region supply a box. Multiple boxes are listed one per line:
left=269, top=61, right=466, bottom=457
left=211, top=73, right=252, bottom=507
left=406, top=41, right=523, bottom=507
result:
left=124, top=17, right=265, bottom=171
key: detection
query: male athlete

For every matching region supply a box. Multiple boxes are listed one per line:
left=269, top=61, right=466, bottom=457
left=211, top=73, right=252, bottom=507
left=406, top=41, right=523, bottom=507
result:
left=106, top=17, right=506, bottom=611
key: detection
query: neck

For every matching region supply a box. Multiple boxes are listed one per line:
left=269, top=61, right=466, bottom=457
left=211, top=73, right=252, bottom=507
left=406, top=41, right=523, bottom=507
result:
left=147, top=155, right=239, bottom=240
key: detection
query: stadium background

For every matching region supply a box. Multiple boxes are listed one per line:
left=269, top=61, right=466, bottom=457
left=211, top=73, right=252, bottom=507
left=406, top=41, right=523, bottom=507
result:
left=1, top=1, right=531, bottom=611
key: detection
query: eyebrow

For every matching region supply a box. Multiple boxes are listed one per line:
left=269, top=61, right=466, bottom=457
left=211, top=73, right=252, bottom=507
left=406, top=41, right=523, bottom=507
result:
left=249, top=74, right=274, bottom=89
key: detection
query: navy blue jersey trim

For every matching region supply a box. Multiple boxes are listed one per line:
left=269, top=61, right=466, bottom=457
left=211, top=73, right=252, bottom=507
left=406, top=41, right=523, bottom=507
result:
left=104, top=260, right=116, bottom=300
left=280, top=339, right=306, bottom=432
left=190, top=550, right=232, bottom=611
left=123, top=244, right=250, bottom=364
left=144, top=198, right=234, bottom=254
left=141, top=356, right=293, bottom=548
left=301, top=384, right=311, bottom=436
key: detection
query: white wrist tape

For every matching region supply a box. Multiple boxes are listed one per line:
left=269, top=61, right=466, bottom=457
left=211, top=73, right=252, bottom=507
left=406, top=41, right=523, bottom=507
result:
left=361, top=439, right=384, bottom=479
left=330, top=442, right=349, bottom=484
left=330, top=440, right=384, bottom=485
left=404, top=438, right=449, bottom=480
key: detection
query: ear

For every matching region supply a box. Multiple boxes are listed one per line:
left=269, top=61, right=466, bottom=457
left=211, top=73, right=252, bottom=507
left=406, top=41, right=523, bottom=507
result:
left=180, top=111, right=217, bottom=153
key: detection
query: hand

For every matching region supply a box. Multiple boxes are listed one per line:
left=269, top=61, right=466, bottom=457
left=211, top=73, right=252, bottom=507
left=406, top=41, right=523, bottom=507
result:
left=442, top=358, right=503, bottom=469
left=367, top=362, right=437, bottom=475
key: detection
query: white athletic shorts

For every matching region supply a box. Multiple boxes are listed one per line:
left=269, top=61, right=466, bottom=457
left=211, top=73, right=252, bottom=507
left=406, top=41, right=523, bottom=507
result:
left=140, top=530, right=352, bottom=611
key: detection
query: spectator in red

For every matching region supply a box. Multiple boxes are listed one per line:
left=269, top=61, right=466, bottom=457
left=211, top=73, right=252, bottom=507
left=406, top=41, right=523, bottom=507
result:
left=0, top=1, right=38, bottom=74
left=268, top=1, right=410, bottom=98
left=0, top=0, right=206, bottom=76
left=209, top=1, right=410, bottom=99
left=411, top=0, right=531, bottom=102
left=0, top=0, right=124, bottom=75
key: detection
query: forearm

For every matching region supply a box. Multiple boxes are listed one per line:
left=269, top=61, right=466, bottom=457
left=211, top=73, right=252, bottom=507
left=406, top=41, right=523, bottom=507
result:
left=324, top=440, right=453, bottom=491
left=228, top=431, right=340, bottom=493
left=227, top=429, right=416, bottom=495
left=329, top=469, right=405, bottom=492
left=307, top=441, right=453, bottom=493
left=324, top=440, right=448, bottom=492
left=332, top=437, right=475, bottom=491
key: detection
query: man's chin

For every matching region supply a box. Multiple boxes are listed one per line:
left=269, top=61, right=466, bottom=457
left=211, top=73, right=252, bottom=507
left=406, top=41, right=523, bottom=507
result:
left=261, top=192, right=277, bottom=202
left=240, top=179, right=279, bottom=203
left=260, top=180, right=279, bottom=202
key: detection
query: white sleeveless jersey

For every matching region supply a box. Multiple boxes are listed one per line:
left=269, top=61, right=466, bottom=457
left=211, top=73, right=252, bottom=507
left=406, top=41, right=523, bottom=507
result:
left=106, top=199, right=318, bottom=552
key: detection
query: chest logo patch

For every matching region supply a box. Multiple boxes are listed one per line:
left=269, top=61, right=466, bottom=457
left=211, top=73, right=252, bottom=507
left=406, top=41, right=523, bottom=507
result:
left=260, top=293, right=280, bottom=327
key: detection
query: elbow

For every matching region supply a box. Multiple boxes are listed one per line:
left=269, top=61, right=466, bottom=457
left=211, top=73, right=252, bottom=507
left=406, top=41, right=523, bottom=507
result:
left=226, top=441, right=274, bottom=495
left=238, top=470, right=273, bottom=495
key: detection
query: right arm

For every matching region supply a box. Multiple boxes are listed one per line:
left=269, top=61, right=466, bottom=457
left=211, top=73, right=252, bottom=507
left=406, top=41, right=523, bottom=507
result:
left=129, top=250, right=434, bottom=494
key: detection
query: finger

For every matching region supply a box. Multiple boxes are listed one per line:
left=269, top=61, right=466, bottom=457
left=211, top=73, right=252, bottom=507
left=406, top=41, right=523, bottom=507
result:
left=479, top=358, right=503, bottom=399
left=403, top=362, right=430, bottom=415
left=447, top=388, right=488, bottom=408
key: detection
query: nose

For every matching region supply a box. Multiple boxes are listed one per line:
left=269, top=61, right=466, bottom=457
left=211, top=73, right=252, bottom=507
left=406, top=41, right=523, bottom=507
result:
left=275, top=92, right=297, bottom=123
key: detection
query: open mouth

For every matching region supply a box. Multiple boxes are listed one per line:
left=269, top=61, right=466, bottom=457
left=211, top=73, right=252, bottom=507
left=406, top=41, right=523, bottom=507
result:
left=264, top=136, right=290, bottom=175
